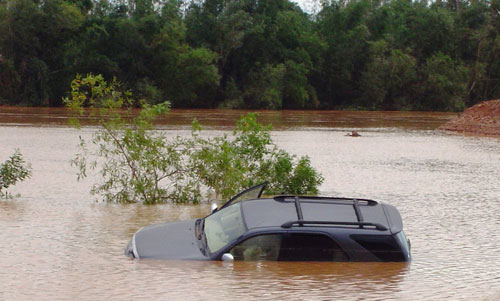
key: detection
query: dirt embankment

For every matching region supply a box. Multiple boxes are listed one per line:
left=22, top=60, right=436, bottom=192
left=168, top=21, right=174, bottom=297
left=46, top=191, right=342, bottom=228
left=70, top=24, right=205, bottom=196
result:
left=439, top=99, right=500, bottom=136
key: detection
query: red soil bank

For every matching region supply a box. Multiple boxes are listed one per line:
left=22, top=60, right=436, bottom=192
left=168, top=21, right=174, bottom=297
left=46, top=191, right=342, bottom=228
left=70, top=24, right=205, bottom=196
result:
left=439, top=99, right=500, bottom=136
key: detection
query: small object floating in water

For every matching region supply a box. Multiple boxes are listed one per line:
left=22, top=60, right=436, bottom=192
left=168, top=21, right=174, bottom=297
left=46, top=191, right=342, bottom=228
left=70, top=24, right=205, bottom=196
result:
left=346, top=131, right=361, bottom=137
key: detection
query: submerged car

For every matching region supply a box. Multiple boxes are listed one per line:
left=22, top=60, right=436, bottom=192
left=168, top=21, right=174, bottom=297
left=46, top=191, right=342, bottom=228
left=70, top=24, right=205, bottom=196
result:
left=125, top=183, right=411, bottom=262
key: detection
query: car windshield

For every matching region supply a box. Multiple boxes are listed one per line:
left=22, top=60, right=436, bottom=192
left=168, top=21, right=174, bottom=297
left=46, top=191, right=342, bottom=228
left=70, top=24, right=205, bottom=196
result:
left=204, top=203, right=246, bottom=253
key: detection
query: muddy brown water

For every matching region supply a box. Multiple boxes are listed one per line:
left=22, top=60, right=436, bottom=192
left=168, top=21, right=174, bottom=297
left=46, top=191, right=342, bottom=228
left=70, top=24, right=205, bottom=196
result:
left=1, top=108, right=499, bottom=300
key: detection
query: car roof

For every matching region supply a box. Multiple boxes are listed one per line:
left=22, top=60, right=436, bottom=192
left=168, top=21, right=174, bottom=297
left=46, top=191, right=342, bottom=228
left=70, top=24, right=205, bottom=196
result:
left=240, top=196, right=403, bottom=234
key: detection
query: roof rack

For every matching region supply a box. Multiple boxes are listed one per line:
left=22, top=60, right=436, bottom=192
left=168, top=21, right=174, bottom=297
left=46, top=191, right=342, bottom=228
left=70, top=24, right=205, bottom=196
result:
left=274, top=195, right=379, bottom=206
left=277, top=196, right=387, bottom=231
left=281, top=220, right=388, bottom=231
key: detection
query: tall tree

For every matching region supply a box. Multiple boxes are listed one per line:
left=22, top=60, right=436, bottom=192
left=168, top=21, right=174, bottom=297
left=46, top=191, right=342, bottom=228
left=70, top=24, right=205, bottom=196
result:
left=0, top=0, right=83, bottom=105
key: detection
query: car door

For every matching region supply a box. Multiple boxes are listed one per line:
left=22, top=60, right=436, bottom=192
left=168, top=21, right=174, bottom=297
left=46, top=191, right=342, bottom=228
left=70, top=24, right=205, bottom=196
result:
left=227, top=232, right=349, bottom=261
left=278, top=232, right=349, bottom=261
left=229, top=233, right=283, bottom=261
left=219, top=182, right=267, bottom=211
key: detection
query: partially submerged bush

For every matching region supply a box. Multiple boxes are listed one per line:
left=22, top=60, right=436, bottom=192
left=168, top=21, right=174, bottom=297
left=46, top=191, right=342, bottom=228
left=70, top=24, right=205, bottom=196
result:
left=66, top=74, right=323, bottom=204
left=0, top=149, right=32, bottom=198
left=190, top=113, right=323, bottom=200
left=64, top=74, right=201, bottom=204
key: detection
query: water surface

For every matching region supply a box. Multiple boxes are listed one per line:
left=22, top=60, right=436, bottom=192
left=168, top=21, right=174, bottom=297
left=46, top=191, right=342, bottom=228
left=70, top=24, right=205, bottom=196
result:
left=0, top=108, right=499, bottom=300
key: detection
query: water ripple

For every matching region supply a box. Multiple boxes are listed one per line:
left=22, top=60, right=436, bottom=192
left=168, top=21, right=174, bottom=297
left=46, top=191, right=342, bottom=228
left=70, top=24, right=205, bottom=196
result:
left=1, top=124, right=500, bottom=300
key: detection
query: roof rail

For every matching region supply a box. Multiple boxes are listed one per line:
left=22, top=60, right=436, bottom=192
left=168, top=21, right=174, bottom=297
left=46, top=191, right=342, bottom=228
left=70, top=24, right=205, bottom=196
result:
left=281, top=220, right=388, bottom=231
left=275, top=196, right=387, bottom=231
left=274, top=195, right=378, bottom=206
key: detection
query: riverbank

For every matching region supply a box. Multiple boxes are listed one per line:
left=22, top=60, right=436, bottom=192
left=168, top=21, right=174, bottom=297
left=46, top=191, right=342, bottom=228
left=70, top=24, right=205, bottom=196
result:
left=439, top=99, right=500, bottom=136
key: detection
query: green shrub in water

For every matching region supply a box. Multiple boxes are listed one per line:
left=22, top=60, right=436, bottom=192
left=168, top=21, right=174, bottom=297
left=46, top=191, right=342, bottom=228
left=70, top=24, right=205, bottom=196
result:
left=0, top=149, right=32, bottom=198
left=190, top=113, right=324, bottom=200
left=65, top=74, right=323, bottom=204
left=64, top=74, right=201, bottom=204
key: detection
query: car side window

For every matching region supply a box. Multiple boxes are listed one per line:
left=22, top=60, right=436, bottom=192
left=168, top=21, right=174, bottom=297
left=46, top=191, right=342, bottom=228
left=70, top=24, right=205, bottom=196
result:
left=279, top=233, right=349, bottom=261
left=229, top=233, right=348, bottom=261
left=230, top=234, right=282, bottom=261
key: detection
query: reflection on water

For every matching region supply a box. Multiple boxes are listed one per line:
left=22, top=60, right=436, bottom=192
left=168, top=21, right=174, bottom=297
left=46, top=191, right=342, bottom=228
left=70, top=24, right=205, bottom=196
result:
left=129, top=260, right=409, bottom=300
left=0, top=109, right=499, bottom=300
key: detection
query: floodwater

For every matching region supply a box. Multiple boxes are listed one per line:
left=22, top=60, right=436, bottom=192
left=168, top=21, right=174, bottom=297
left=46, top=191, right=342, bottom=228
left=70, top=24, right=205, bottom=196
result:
left=1, top=108, right=499, bottom=300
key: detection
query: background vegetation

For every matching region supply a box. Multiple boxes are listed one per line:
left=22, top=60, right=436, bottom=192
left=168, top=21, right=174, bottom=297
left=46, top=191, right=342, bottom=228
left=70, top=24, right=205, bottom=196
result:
left=1, top=0, right=500, bottom=111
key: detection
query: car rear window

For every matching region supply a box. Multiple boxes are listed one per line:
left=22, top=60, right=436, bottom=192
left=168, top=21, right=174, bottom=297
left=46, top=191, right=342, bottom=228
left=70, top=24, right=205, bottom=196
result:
left=350, top=234, right=406, bottom=261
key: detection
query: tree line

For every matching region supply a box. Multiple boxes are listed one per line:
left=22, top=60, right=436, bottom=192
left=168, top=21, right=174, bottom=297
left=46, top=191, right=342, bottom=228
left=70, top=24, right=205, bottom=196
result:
left=1, top=0, right=499, bottom=111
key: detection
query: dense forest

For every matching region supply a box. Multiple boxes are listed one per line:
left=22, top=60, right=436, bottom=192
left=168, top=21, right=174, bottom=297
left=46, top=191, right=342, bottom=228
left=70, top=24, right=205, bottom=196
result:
left=0, top=0, right=499, bottom=111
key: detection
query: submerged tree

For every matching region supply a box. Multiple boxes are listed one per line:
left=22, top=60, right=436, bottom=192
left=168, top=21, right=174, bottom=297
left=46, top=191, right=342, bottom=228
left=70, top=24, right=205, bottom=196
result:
left=65, top=74, right=324, bottom=204
left=190, top=113, right=324, bottom=200
left=0, top=149, right=32, bottom=198
left=64, top=74, right=201, bottom=204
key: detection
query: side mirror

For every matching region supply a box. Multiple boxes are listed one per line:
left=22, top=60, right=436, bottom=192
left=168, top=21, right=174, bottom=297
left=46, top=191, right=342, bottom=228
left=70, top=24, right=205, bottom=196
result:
left=210, top=203, right=218, bottom=214
left=221, top=253, right=234, bottom=261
